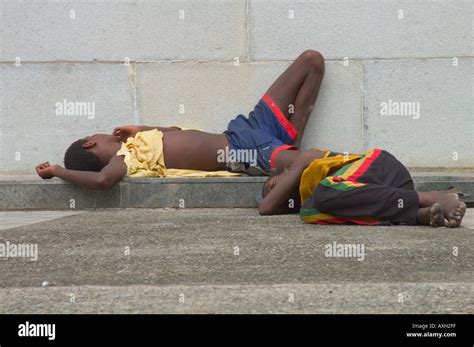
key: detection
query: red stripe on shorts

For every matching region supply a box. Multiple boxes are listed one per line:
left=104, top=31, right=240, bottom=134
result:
left=270, top=144, right=297, bottom=169
left=262, top=93, right=298, bottom=140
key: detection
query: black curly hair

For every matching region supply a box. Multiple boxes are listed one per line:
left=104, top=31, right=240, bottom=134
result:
left=64, top=139, right=105, bottom=172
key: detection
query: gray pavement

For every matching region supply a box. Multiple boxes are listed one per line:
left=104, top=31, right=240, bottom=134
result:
left=0, top=210, right=83, bottom=230
left=0, top=208, right=473, bottom=313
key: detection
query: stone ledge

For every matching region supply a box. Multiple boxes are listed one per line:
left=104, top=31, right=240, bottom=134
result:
left=0, top=174, right=472, bottom=210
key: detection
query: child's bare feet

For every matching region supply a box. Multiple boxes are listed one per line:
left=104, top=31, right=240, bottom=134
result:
left=435, top=192, right=466, bottom=228
left=418, top=190, right=467, bottom=228
left=417, top=203, right=445, bottom=227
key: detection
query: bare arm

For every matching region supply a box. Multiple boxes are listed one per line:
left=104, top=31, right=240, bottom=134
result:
left=258, top=152, right=314, bottom=215
left=141, top=126, right=182, bottom=133
left=112, top=125, right=181, bottom=142
left=259, top=148, right=359, bottom=214
left=274, top=148, right=330, bottom=173
left=36, top=156, right=127, bottom=190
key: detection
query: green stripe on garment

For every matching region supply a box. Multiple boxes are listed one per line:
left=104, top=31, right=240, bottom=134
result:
left=320, top=178, right=359, bottom=191
left=333, top=154, right=365, bottom=177
left=332, top=163, right=352, bottom=177
left=300, top=207, right=320, bottom=217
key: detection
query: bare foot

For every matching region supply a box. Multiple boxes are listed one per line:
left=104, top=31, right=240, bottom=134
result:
left=417, top=203, right=445, bottom=227
left=436, top=192, right=467, bottom=228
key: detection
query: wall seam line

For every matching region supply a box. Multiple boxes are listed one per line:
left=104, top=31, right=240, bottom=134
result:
left=360, top=61, right=366, bottom=152
left=246, top=0, right=250, bottom=62
left=1, top=56, right=473, bottom=64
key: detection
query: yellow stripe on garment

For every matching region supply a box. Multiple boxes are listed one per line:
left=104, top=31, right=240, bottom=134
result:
left=337, top=149, right=375, bottom=180
left=302, top=212, right=339, bottom=224
left=324, top=177, right=366, bottom=189
left=302, top=211, right=380, bottom=225
left=299, top=152, right=362, bottom=203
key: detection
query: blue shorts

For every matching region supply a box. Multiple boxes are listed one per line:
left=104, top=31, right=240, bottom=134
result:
left=224, top=93, right=298, bottom=175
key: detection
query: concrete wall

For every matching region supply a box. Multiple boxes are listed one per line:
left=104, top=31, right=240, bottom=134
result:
left=1, top=0, right=473, bottom=173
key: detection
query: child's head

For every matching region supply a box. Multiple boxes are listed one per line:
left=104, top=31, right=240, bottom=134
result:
left=261, top=168, right=301, bottom=214
left=64, top=133, right=120, bottom=171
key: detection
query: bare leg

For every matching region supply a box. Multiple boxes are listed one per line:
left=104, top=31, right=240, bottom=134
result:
left=266, top=50, right=325, bottom=147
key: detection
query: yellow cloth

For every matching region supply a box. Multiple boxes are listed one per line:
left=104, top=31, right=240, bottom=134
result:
left=174, top=126, right=199, bottom=131
left=299, top=150, right=362, bottom=204
left=116, top=129, right=241, bottom=177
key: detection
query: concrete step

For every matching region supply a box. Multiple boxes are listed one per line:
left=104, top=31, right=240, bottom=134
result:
left=0, top=172, right=473, bottom=210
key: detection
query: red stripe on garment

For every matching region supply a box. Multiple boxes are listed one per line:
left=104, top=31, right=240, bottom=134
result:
left=346, top=149, right=382, bottom=182
left=270, top=145, right=297, bottom=169
left=347, top=218, right=382, bottom=225
left=262, top=93, right=298, bottom=140
left=312, top=217, right=382, bottom=225
left=311, top=217, right=351, bottom=224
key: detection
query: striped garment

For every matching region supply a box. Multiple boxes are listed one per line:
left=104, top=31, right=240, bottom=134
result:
left=299, top=149, right=419, bottom=225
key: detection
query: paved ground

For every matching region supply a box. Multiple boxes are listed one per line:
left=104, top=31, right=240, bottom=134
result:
left=0, top=208, right=473, bottom=313
left=0, top=211, right=83, bottom=230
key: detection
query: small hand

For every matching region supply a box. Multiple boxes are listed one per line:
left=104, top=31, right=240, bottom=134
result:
left=36, top=162, right=58, bottom=179
left=112, top=125, right=142, bottom=142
